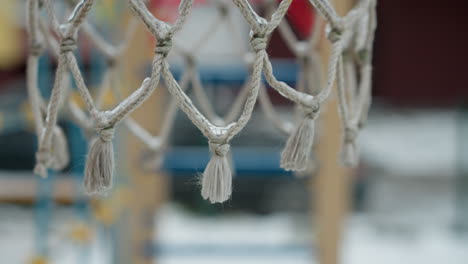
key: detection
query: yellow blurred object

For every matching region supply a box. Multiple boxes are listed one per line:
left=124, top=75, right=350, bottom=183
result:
left=29, top=256, right=48, bottom=264
left=102, top=0, right=117, bottom=13
left=0, top=0, right=22, bottom=69
left=71, top=89, right=116, bottom=109
left=92, top=199, right=116, bottom=226
left=21, top=101, right=35, bottom=130
left=96, top=0, right=118, bottom=22
left=68, top=222, right=93, bottom=244
left=91, top=188, right=131, bottom=226
left=71, top=92, right=86, bottom=109
left=101, top=89, right=117, bottom=108
left=113, top=188, right=131, bottom=208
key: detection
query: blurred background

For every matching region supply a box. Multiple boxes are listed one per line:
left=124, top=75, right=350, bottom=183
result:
left=0, top=0, right=467, bottom=263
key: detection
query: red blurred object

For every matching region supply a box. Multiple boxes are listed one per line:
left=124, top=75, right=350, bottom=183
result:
left=268, top=0, right=316, bottom=58
left=149, top=0, right=207, bottom=22
left=373, top=0, right=468, bottom=106
left=281, top=0, right=314, bottom=39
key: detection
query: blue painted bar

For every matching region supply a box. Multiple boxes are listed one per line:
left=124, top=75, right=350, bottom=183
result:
left=168, top=59, right=298, bottom=86
left=163, top=146, right=292, bottom=177
left=152, top=243, right=312, bottom=258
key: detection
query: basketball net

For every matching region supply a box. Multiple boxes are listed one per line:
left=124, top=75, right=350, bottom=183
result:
left=26, top=0, right=377, bottom=203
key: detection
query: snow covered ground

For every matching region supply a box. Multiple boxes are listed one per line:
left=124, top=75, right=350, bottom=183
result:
left=0, top=204, right=466, bottom=264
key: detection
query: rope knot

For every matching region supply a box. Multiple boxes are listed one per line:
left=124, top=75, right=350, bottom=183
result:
left=91, top=111, right=114, bottom=142
left=303, top=101, right=320, bottom=119
left=60, top=37, right=77, bottom=53
left=155, top=38, right=172, bottom=57
left=250, top=33, right=268, bottom=53
left=98, top=128, right=114, bottom=142
left=92, top=110, right=110, bottom=127
left=344, top=126, right=358, bottom=143
left=30, top=42, right=44, bottom=56
left=209, top=142, right=230, bottom=157
left=326, top=25, right=343, bottom=43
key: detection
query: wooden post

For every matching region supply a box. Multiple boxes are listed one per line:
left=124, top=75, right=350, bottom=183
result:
left=119, top=21, right=169, bottom=264
left=313, top=1, right=355, bottom=264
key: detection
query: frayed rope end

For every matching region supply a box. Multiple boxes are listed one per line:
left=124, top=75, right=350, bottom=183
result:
left=201, top=142, right=232, bottom=204
left=340, top=142, right=359, bottom=167
left=84, top=128, right=114, bottom=195
left=34, top=148, right=50, bottom=178
left=340, top=127, right=359, bottom=167
left=33, top=163, right=48, bottom=178
left=281, top=110, right=317, bottom=171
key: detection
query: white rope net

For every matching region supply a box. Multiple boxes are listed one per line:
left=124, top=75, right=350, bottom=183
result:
left=26, top=0, right=378, bottom=203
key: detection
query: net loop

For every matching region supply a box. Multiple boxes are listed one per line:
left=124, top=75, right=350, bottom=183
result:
left=209, top=141, right=230, bottom=157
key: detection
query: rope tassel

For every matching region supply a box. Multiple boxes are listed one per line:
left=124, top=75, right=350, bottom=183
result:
left=281, top=107, right=319, bottom=171
left=84, top=128, right=114, bottom=194
left=201, top=142, right=232, bottom=203
left=33, top=125, right=70, bottom=177
left=34, top=149, right=50, bottom=178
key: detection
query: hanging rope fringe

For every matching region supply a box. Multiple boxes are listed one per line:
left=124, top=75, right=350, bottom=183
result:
left=84, top=128, right=115, bottom=194
left=201, top=141, right=232, bottom=203
left=84, top=110, right=115, bottom=194
left=281, top=104, right=320, bottom=171
left=34, top=148, right=49, bottom=178
left=340, top=126, right=359, bottom=166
